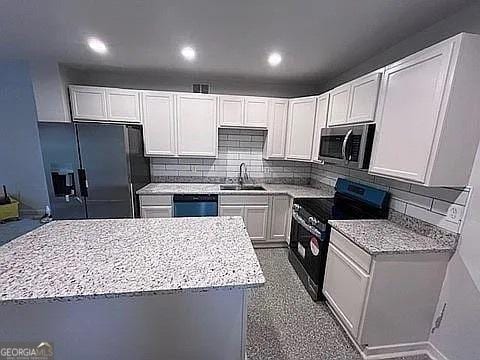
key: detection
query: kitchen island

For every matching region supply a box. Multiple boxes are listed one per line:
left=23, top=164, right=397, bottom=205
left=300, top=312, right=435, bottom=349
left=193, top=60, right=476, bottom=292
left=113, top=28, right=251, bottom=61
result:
left=0, top=217, right=264, bottom=360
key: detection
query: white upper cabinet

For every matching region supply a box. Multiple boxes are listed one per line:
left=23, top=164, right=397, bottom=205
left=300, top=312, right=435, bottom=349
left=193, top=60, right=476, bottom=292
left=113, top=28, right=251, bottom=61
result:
left=142, top=91, right=176, bottom=156
left=327, top=70, right=382, bottom=127
left=285, top=96, right=317, bottom=161
left=70, top=86, right=107, bottom=121
left=347, top=71, right=382, bottom=124
left=70, top=86, right=141, bottom=123
left=327, top=84, right=350, bottom=126
left=176, top=93, right=218, bottom=157
left=369, top=33, right=480, bottom=186
left=311, top=94, right=329, bottom=163
left=244, top=96, right=269, bottom=128
left=219, top=95, right=244, bottom=127
left=105, top=88, right=141, bottom=123
left=30, top=61, right=70, bottom=123
left=263, top=98, right=288, bottom=159
left=219, top=95, right=268, bottom=128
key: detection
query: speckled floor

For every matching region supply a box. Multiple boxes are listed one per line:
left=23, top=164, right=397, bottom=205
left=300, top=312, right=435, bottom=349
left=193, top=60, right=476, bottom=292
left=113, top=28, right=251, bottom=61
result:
left=247, top=248, right=431, bottom=360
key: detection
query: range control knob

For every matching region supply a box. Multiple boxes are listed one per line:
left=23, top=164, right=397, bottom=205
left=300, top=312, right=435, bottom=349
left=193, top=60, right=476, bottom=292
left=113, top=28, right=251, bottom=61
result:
left=308, top=216, right=319, bottom=226
left=293, top=204, right=300, bottom=211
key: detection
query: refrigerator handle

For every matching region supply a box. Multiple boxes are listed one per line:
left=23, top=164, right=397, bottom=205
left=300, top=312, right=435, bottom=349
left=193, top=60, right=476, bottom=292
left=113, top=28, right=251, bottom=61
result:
left=78, top=168, right=89, bottom=197
left=129, top=183, right=135, bottom=218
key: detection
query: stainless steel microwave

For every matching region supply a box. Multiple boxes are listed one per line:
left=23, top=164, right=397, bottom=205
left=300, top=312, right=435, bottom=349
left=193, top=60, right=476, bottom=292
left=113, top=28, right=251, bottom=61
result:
left=318, top=123, right=375, bottom=169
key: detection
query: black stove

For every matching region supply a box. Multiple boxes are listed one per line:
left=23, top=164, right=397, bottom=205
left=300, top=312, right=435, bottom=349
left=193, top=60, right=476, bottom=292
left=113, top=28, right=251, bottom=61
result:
left=288, top=178, right=389, bottom=301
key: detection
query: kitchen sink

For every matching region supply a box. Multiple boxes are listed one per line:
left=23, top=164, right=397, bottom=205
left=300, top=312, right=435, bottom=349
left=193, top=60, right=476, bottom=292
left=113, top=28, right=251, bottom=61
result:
left=220, top=184, right=266, bottom=191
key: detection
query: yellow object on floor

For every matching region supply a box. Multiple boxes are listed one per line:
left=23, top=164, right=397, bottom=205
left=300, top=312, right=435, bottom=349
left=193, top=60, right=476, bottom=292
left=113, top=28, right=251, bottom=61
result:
left=0, top=198, right=19, bottom=221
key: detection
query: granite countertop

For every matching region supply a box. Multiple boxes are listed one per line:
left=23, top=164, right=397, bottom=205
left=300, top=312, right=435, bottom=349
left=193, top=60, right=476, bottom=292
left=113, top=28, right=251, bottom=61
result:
left=328, top=219, right=458, bottom=256
left=0, top=217, right=265, bottom=304
left=136, top=183, right=335, bottom=199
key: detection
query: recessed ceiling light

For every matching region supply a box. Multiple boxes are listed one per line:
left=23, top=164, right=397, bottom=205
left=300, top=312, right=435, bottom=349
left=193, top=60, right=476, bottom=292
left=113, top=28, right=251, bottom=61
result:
left=268, top=52, right=282, bottom=67
left=87, top=37, right=108, bottom=54
left=181, top=46, right=196, bottom=61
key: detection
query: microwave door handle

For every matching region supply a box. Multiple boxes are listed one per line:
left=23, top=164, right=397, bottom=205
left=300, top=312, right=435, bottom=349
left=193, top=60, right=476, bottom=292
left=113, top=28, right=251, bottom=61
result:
left=342, top=129, right=353, bottom=161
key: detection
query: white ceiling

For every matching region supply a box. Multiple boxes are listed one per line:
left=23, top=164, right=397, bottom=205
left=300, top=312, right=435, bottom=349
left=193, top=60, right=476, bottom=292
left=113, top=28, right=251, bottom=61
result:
left=0, top=0, right=474, bottom=82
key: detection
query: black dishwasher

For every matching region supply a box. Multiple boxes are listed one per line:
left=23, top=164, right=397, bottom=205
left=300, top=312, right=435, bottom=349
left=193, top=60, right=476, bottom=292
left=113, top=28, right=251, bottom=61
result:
left=173, top=194, right=218, bottom=217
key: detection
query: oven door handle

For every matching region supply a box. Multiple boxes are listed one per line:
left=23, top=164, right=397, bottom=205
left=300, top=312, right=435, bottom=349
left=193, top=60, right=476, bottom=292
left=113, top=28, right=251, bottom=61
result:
left=342, top=129, right=353, bottom=161
left=292, top=212, right=326, bottom=240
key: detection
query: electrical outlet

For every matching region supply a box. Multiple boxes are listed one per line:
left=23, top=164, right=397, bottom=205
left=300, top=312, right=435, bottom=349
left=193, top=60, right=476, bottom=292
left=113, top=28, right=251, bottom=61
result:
left=447, top=204, right=464, bottom=224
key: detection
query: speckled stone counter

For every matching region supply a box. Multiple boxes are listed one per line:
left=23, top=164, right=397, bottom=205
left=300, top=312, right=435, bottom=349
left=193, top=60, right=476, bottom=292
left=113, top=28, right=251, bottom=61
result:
left=0, top=217, right=265, bottom=304
left=136, top=182, right=334, bottom=198
left=328, top=219, right=458, bottom=256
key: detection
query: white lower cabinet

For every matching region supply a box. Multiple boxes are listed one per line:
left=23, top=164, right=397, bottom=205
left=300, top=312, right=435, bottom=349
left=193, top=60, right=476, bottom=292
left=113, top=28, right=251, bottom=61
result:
left=323, top=242, right=370, bottom=338
left=140, top=206, right=172, bottom=218
left=244, top=205, right=269, bottom=241
left=219, top=195, right=290, bottom=245
left=139, top=195, right=173, bottom=218
left=324, top=229, right=451, bottom=357
left=219, top=205, right=244, bottom=217
left=268, top=195, right=291, bottom=241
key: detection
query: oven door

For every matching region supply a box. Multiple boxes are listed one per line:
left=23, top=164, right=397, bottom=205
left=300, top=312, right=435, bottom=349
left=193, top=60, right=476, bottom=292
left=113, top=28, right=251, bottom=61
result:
left=318, top=124, right=375, bottom=169
left=290, top=213, right=329, bottom=285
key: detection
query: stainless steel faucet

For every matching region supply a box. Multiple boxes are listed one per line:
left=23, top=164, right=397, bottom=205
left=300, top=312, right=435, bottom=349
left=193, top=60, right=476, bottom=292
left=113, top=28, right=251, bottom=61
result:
left=239, top=162, right=248, bottom=186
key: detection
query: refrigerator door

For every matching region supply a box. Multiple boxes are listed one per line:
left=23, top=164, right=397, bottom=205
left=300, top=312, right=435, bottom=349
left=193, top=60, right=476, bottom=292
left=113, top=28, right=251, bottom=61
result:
left=38, top=123, right=87, bottom=219
left=76, top=123, right=133, bottom=218
left=126, top=126, right=151, bottom=218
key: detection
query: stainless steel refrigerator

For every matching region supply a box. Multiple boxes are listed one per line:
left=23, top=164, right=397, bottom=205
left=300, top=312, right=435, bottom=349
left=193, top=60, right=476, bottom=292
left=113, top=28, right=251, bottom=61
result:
left=38, top=122, right=150, bottom=219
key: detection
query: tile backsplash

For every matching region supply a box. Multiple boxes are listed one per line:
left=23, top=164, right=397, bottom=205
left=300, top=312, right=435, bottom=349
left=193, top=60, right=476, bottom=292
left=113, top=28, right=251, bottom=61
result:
left=311, top=163, right=470, bottom=233
left=149, top=127, right=469, bottom=234
left=150, top=128, right=311, bottom=184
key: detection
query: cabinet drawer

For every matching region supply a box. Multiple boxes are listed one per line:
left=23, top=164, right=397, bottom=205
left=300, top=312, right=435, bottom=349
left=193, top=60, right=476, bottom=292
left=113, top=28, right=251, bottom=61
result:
left=330, top=229, right=372, bottom=273
left=140, top=206, right=172, bottom=218
left=220, top=195, right=269, bottom=205
left=140, top=195, right=172, bottom=206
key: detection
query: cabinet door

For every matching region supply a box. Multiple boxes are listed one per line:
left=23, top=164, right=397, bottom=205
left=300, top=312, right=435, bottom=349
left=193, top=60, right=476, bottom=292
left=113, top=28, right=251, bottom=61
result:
left=244, top=205, right=269, bottom=241
left=369, top=41, right=454, bottom=183
left=285, top=97, right=317, bottom=161
left=244, top=97, right=269, bottom=128
left=269, top=195, right=291, bottom=241
left=106, top=88, right=141, bottom=123
left=347, top=72, right=381, bottom=124
left=323, top=243, right=370, bottom=339
left=140, top=206, right=172, bottom=218
left=70, top=86, right=107, bottom=121
left=219, top=205, right=244, bottom=218
left=142, top=91, right=176, bottom=156
left=219, top=95, right=244, bottom=127
left=311, top=94, right=329, bottom=162
left=264, top=98, right=288, bottom=159
left=327, top=84, right=350, bottom=126
left=176, top=94, right=218, bottom=157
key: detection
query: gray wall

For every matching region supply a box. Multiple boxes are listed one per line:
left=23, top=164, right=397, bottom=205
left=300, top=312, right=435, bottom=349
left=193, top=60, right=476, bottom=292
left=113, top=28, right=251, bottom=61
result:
left=61, top=65, right=322, bottom=98
left=320, top=1, right=480, bottom=93
left=0, top=61, right=49, bottom=214
left=319, top=2, right=480, bottom=358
